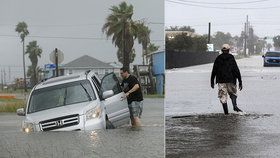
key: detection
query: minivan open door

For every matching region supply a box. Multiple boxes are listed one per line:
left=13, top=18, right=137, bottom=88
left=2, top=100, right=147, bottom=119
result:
left=100, top=73, right=130, bottom=127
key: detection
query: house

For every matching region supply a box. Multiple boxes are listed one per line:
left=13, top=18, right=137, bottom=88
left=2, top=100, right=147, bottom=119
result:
left=62, top=55, right=120, bottom=79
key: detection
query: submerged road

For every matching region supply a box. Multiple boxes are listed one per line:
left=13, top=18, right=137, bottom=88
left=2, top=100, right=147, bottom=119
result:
left=165, top=56, right=280, bottom=158
left=0, top=98, right=164, bottom=158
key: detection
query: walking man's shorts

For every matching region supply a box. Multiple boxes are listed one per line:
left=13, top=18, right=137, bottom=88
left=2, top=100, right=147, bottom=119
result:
left=128, top=101, right=143, bottom=118
left=218, top=83, right=237, bottom=104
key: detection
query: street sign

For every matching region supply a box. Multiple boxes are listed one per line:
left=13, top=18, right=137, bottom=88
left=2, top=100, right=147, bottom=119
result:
left=50, top=48, right=64, bottom=77
left=50, top=49, right=64, bottom=64
left=207, top=44, right=214, bottom=52
left=44, top=64, right=56, bottom=69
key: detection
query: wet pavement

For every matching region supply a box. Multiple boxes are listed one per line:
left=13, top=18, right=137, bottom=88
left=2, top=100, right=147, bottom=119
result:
left=0, top=98, right=164, bottom=158
left=165, top=56, right=280, bottom=158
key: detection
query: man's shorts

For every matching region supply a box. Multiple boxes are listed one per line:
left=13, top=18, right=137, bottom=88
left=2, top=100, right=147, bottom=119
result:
left=128, top=101, right=143, bottom=119
left=218, top=83, right=237, bottom=104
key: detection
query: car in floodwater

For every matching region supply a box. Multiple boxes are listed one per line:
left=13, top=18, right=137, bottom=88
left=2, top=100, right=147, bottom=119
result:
left=16, top=71, right=130, bottom=132
left=262, top=51, right=280, bottom=67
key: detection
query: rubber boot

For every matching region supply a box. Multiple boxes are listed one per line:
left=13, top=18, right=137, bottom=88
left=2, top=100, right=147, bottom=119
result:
left=230, top=95, right=243, bottom=112
left=222, top=103, right=229, bottom=115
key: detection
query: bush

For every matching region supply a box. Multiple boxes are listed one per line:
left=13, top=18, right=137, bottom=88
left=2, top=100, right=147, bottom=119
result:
left=166, top=33, right=207, bottom=52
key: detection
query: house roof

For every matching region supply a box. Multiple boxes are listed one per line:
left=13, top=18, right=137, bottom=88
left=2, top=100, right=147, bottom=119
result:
left=63, top=55, right=114, bottom=68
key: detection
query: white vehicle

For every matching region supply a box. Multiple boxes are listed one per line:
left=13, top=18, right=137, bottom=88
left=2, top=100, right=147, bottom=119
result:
left=16, top=71, right=130, bottom=132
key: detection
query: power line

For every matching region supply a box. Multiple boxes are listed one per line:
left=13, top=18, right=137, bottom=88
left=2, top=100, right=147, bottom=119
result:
left=0, top=22, right=164, bottom=28
left=176, top=0, right=270, bottom=5
left=0, top=34, right=164, bottom=42
left=165, top=23, right=244, bottom=28
left=166, top=0, right=280, bottom=9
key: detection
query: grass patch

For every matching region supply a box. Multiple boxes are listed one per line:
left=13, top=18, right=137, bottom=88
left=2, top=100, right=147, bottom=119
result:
left=0, top=98, right=23, bottom=102
left=144, top=94, right=165, bottom=98
left=0, top=99, right=25, bottom=113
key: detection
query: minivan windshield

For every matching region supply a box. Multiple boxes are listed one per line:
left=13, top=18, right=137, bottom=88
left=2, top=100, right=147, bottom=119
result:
left=265, top=52, right=280, bottom=57
left=27, top=80, right=96, bottom=114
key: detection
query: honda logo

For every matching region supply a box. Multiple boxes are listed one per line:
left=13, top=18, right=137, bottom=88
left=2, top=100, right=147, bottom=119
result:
left=56, top=120, right=64, bottom=127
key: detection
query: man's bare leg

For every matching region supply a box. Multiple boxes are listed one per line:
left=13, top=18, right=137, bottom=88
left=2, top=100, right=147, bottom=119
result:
left=134, top=117, right=141, bottom=127
left=131, top=117, right=141, bottom=127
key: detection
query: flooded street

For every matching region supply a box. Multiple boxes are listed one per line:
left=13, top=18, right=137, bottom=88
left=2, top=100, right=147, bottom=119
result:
left=165, top=56, right=280, bottom=158
left=0, top=98, right=164, bottom=158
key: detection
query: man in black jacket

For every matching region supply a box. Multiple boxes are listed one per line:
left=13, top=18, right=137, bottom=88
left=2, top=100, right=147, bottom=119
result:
left=211, top=44, right=243, bottom=115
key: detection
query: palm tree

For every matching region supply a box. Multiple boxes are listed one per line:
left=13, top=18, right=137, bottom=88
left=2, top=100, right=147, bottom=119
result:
left=102, top=2, right=139, bottom=70
left=25, top=41, right=42, bottom=87
left=15, top=21, right=29, bottom=92
left=136, top=22, right=151, bottom=65
left=117, top=48, right=136, bottom=64
left=146, top=43, right=160, bottom=64
left=27, top=66, right=43, bottom=85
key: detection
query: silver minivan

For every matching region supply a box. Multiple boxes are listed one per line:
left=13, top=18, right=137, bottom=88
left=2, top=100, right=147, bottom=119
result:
left=17, top=71, right=130, bottom=132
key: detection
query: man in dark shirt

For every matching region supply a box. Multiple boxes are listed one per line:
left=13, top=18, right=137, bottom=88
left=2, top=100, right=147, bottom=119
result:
left=120, top=67, right=143, bottom=127
left=211, top=44, right=243, bottom=115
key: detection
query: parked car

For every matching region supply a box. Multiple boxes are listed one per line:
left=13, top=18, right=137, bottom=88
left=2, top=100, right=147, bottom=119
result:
left=262, top=51, right=280, bottom=67
left=17, top=71, right=130, bottom=132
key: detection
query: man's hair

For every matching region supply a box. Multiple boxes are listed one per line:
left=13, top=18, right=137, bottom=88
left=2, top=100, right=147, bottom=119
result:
left=222, top=49, right=230, bottom=53
left=120, top=67, right=129, bottom=73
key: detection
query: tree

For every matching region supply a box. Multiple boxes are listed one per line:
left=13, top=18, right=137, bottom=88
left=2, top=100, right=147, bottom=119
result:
left=255, top=39, right=266, bottom=54
left=247, top=27, right=259, bottom=55
left=166, top=26, right=195, bottom=32
left=25, top=41, right=42, bottom=87
left=273, top=35, right=280, bottom=51
left=116, top=48, right=136, bottom=64
left=267, top=43, right=272, bottom=51
left=211, top=31, right=233, bottom=50
left=147, top=43, right=160, bottom=55
left=15, top=21, right=29, bottom=92
left=102, top=2, right=140, bottom=70
left=27, top=66, right=42, bottom=83
left=136, top=22, right=151, bottom=65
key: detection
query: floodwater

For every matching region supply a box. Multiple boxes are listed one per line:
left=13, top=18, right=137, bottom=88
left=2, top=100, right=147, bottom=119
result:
left=165, top=56, right=280, bottom=157
left=0, top=98, right=164, bottom=158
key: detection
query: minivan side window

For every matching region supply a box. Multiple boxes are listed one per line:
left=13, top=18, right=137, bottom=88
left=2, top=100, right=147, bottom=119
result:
left=101, top=73, right=122, bottom=95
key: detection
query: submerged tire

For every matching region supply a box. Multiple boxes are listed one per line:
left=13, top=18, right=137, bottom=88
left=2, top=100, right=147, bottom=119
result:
left=105, top=115, right=115, bottom=129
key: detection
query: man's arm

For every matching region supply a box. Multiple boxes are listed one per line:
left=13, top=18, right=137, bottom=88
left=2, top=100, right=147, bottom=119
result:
left=126, top=84, right=140, bottom=95
left=232, top=56, right=242, bottom=90
left=125, top=76, right=140, bottom=97
left=210, top=58, right=218, bottom=88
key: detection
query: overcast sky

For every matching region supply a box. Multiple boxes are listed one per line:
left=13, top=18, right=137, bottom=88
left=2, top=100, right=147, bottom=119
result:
left=165, top=0, right=280, bottom=39
left=0, top=0, right=164, bottom=81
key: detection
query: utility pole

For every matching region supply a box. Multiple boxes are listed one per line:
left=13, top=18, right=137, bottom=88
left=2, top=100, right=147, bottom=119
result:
left=208, top=22, right=211, bottom=44
left=1, top=69, right=3, bottom=91
left=244, top=15, right=248, bottom=56
left=8, top=66, right=11, bottom=84
left=3, top=68, right=6, bottom=86
left=55, top=48, right=59, bottom=77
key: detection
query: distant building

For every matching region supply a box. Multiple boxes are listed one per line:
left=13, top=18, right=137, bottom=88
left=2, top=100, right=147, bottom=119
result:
left=108, top=61, right=122, bottom=75
left=61, top=55, right=120, bottom=79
